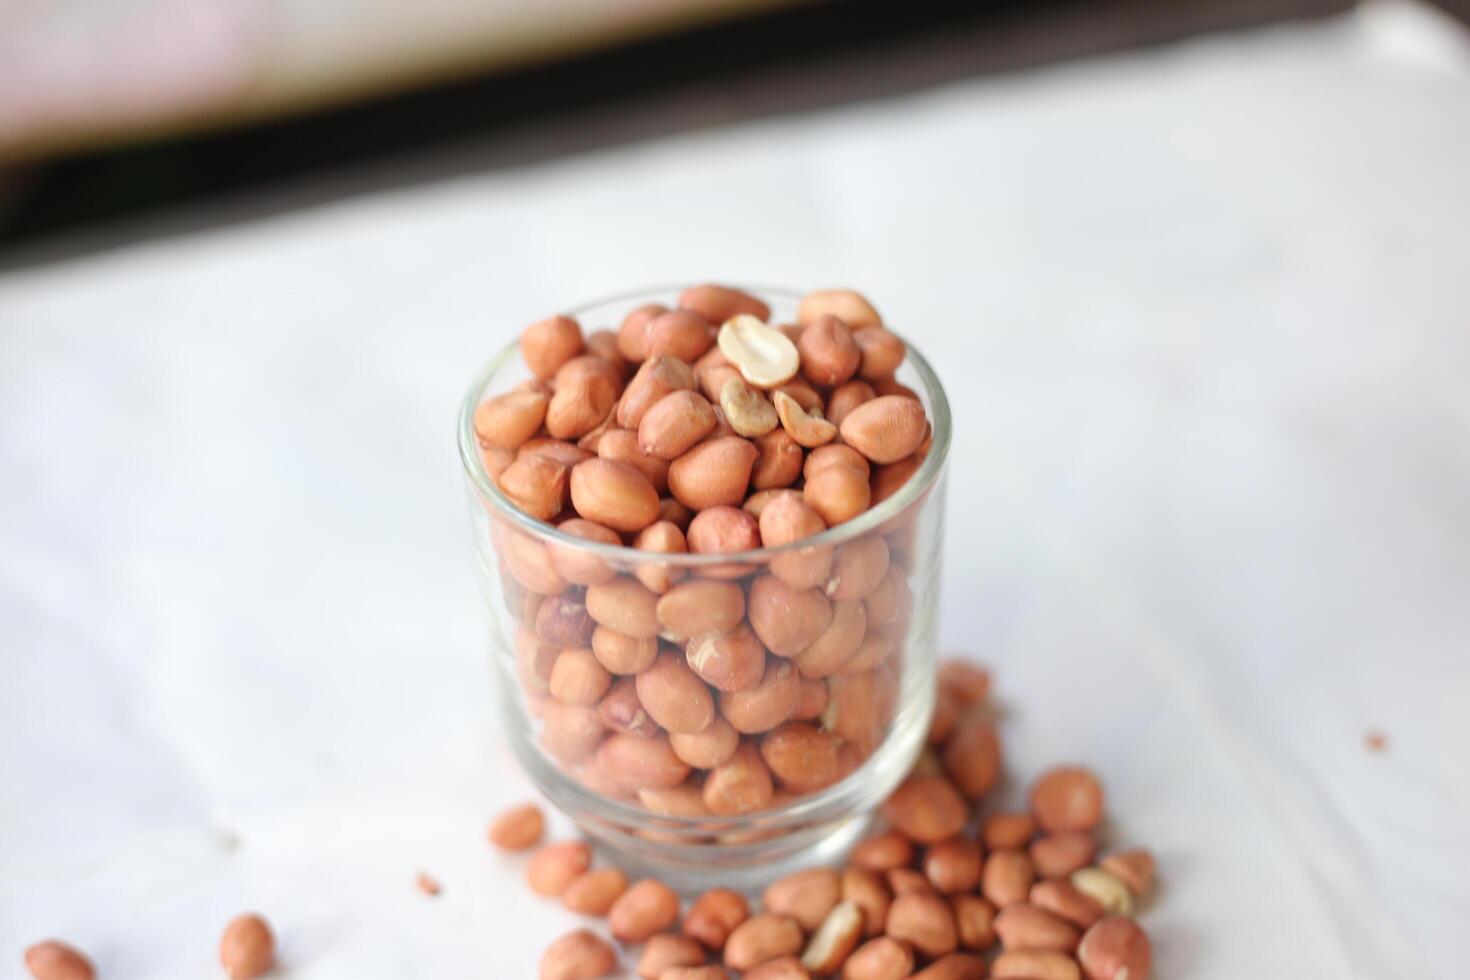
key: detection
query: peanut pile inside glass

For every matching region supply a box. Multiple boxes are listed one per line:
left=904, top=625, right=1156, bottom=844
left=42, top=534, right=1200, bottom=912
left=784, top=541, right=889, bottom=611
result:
left=474, top=285, right=936, bottom=816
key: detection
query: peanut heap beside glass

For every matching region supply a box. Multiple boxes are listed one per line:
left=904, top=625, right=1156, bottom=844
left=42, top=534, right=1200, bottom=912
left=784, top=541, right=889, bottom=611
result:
left=473, top=285, right=937, bottom=817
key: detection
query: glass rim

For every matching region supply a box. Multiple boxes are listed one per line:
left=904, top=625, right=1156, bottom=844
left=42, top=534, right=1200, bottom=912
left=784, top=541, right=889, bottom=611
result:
left=457, top=284, right=952, bottom=566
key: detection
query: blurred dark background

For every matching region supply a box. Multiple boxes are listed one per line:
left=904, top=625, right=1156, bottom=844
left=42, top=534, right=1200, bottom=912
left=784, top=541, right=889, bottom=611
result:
left=2, top=0, right=1465, bottom=260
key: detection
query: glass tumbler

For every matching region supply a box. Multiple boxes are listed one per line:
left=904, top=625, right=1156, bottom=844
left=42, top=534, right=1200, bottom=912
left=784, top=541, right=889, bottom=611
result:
left=458, top=286, right=951, bottom=890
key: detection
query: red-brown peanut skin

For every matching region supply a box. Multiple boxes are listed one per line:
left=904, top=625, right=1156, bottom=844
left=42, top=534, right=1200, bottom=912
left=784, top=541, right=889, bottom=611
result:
left=636, top=651, right=715, bottom=734
left=752, top=429, right=805, bottom=491
left=839, top=395, right=928, bottom=465
left=619, top=355, right=696, bottom=429
left=850, top=831, right=913, bottom=872
left=1077, top=916, right=1152, bottom=980
left=798, top=289, right=882, bottom=330
left=951, top=894, right=997, bottom=951
left=748, top=575, right=834, bottom=658
left=803, top=463, right=871, bottom=526
left=1031, top=832, right=1097, bottom=879
left=570, top=458, right=660, bottom=532
left=881, top=776, right=968, bottom=844
left=618, top=303, right=666, bottom=361
left=910, top=954, right=988, bottom=980
left=763, top=867, right=842, bottom=932
left=25, top=941, right=96, bottom=980
left=761, top=722, right=843, bottom=793
left=563, top=867, right=630, bottom=916
left=547, top=360, right=619, bottom=440
left=724, top=913, right=804, bottom=971
left=599, top=429, right=672, bottom=495
left=826, top=536, right=889, bottom=601
left=526, top=841, right=593, bottom=896
left=993, top=903, right=1081, bottom=953
left=718, top=658, right=800, bottom=734
left=670, top=716, right=740, bottom=769
left=797, top=315, right=862, bottom=386
left=521, top=315, right=585, bottom=380
left=657, top=579, right=746, bottom=640
left=703, top=743, right=775, bottom=815
left=608, top=879, right=681, bottom=943
left=991, top=951, right=1081, bottom=980
left=1030, top=880, right=1106, bottom=930
left=631, top=519, right=688, bottom=594
left=760, top=494, right=832, bottom=590
left=475, top=389, right=549, bottom=449
left=1029, top=766, right=1105, bottom=834
left=586, top=577, right=661, bottom=638
left=942, top=713, right=1001, bottom=799
left=549, top=519, right=620, bottom=586
left=744, top=957, right=810, bottom=980
left=924, top=839, right=983, bottom=894
left=668, top=436, right=760, bottom=511
left=681, top=284, right=771, bottom=324
left=639, top=390, right=719, bottom=461
left=853, top=328, right=905, bottom=380
left=636, top=934, right=706, bottom=979
left=841, top=936, right=913, bottom=980
left=498, top=456, right=569, bottom=522
left=1099, top=849, right=1156, bottom=897
left=489, top=801, right=546, bottom=850
left=540, top=928, right=617, bottom=980
left=687, top=625, right=767, bottom=692
left=885, top=891, right=958, bottom=959
left=842, top=867, right=893, bottom=937
left=684, top=889, right=751, bottom=950
left=981, top=850, right=1035, bottom=908
left=688, top=506, right=762, bottom=556
left=596, top=733, right=692, bottom=790
left=645, top=310, right=715, bottom=363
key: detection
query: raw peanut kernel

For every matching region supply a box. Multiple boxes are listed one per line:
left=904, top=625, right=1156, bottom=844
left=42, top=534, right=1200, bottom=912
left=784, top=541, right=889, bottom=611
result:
left=924, top=838, right=983, bottom=894
left=657, top=579, right=746, bottom=640
left=882, top=775, right=968, bottom=844
left=752, top=429, right=805, bottom=490
left=991, top=950, right=1081, bottom=980
left=540, top=928, right=618, bottom=980
left=639, top=390, right=719, bottom=460
left=703, top=743, right=776, bottom=814
left=636, top=651, right=716, bottom=734
left=687, top=624, right=766, bottom=692
left=724, top=913, right=805, bottom=971
left=632, top=520, right=688, bottom=594
left=681, top=284, right=772, bottom=324
left=219, top=913, right=275, bottom=980
left=670, top=716, right=740, bottom=768
left=993, top=902, right=1081, bottom=952
left=797, top=315, right=862, bottom=386
left=951, top=894, right=997, bottom=951
left=798, top=289, right=882, bottom=330
left=718, top=314, right=800, bottom=389
left=598, top=429, right=670, bottom=495
left=885, top=890, right=958, bottom=958
left=761, top=722, right=843, bottom=793
left=618, top=303, right=666, bottom=361
left=596, top=733, right=692, bottom=791
left=803, top=462, right=871, bottom=526
left=23, top=941, right=94, bottom=980
left=488, top=802, right=545, bottom=850
left=590, top=624, right=657, bottom=678
left=546, top=360, right=619, bottom=439
left=662, top=968, right=730, bottom=980
left=549, top=648, right=612, bottom=705
left=827, top=380, right=876, bottom=427
left=853, top=328, right=906, bottom=380
left=498, top=456, right=569, bottom=522
left=521, top=314, right=585, bottom=380
left=773, top=391, right=837, bottom=448
left=563, top=867, right=630, bottom=916
left=549, top=519, right=620, bottom=586
left=645, top=309, right=715, bottom=362
left=764, top=867, right=842, bottom=931
left=839, top=395, right=928, bottom=464
left=1099, top=848, right=1156, bottom=897
left=748, top=574, right=834, bottom=658
left=841, top=936, right=913, bottom=980
left=570, top=458, right=660, bottom=532
left=684, top=888, right=751, bottom=950
left=1069, top=868, right=1135, bottom=917
left=760, top=494, right=832, bottom=590
left=744, top=957, right=808, bottom=980
left=938, top=660, right=990, bottom=707
left=1030, top=766, right=1105, bottom=833
left=688, top=506, right=761, bottom=556
left=1077, top=915, right=1152, bottom=980
left=620, top=355, right=697, bottom=428
left=801, top=900, right=865, bottom=973
left=668, top=436, right=760, bottom=511
left=718, top=658, right=800, bottom=734
left=942, top=714, right=1001, bottom=799
left=981, top=850, right=1035, bottom=908
left=912, top=954, right=987, bottom=980
left=826, top=536, right=890, bottom=600
left=609, top=879, right=681, bottom=942
left=1031, top=832, right=1097, bottom=878
left=527, top=841, right=592, bottom=895
left=842, top=867, right=893, bottom=937
left=475, top=388, right=550, bottom=449
left=720, top=375, right=780, bottom=437
left=637, top=933, right=706, bottom=979
left=1030, top=880, right=1105, bottom=929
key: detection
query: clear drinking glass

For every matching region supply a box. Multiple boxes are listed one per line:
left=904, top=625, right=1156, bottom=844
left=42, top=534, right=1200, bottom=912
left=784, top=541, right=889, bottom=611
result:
left=458, top=286, right=951, bottom=890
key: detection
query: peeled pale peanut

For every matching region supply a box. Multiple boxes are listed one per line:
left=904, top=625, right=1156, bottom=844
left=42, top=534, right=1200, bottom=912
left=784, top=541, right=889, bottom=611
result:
left=688, top=505, right=760, bottom=555
left=632, top=519, right=688, bottom=594
left=1030, top=880, right=1105, bottom=930
left=882, top=775, right=967, bottom=844
left=563, top=867, right=630, bottom=916
left=703, top=742, right=775, bottom=814
left=619, top=303, right=666, bottom=361
left=759, top=722, right=843, bottom=792
left=536, top=593, right=595, bottom=648
left=885, top=890, right=957, bottom=958
left=871, top=455, right=923, bottom=506
left=670, top=716, right=740, bottom=768
left=596, top=733, right=692, bottom=790
left=657, top=579, right=746, bottom=640
left=910, top=953, right=988, bottom=980
left=687, top=624, right=767, bottom=691
left=591, top=626, right=659, bottom=675
left=852, top=328, right=905, bottom=380
left=942, top=713, right=1001, bottom=799
left=668, top=436, right=760, bottom=510
left=620, top=355, right=697, bottom=428
left=684, top=888, right=750, bottom=950
left=718, top=314, right=800, bottom=389
left=475, top=388, right=550, bottom=449
left=640, top=390, right=719, bottom=461
left=981, top=850, right=1035, bottom=908
left=841, top=868, right=891, bottom=938
left=499, top=455, right=569, bottom=521
left=720, top=375, right=780, bottom=437
left=825, top=536, right=889, bottom=600
left=637, top=651, right=715, bottom=734
left=540, top=700, right=605, bottom=764
left=550, top=648, right=613, bottom=705
left=841, top=935, right=913, bottom=980
left=839, top=396, right=928, bottom=465
left=800, top=900, right=864, bottom=973
left=489, top=801, right=545, bottom=850
left=805, top=444, right=870, bottom=480
left=586, top=576, right=661, bottom=638
left=635, top=934, right=706, bottom=979
left=681, top=284, right=771, bottom=324
left=527, top=840, right=592, bottom=895
left=1099, top=849, right=1155, bottom=898
left=804, top=463, right=871, bottom=526
left=886, top=867, right=935, bottom=896
left=719, top=657, right=800, bottom=733
left=1068, top=869, right=1135, bottom=917
left=599, top=429, right=671, bottom=495
left=541, top=929, right=619, bottom=980
left=850, top=830, right=913, bottom=872
left=938, top=660, right=990, bottom=707
left=773, top=390, right=837, bottom=448
left=639, top=784, right=711, bottom=817
left=991, top=951, right=1080, bottom=980
left=571, top=458, right=660, bottom=532
left=547, top=364, right=619, bottom=440
left=797, top=314, right=862, bottom=386
left=748, top=574, right=834, bottom=657
left=1077, top=916, right=1151, bottom=980
left=751, top=428, right=805, bottom=491
left=760, top=494, right=832, bottom=590
left=826, top=380, right=876, bottom=427
left=597, top=676, right=660, bottom=737
left=1031, top=832, right=1097, bottom=879
left=522, top=314, right=585, bottom=380
left=950, top=894, right=997, bottom=951
left=1030, top=767, right=1105, bottom=833
left=744, top=957, right=809, bottom=980
left=924, top=839, right=983, bottom=894
left=798, top=289, right=882, bottom=330
left=994, top=903, right=1081, bottom=953
left=982, top=812, right=1036, bottom=850
left=23, top=941, right=94, bottom=980
left=724, top=913, right=804, bottom=971
left=795, top=676, right=829, bottom=720
left=645, top=310, right=715, bottom=362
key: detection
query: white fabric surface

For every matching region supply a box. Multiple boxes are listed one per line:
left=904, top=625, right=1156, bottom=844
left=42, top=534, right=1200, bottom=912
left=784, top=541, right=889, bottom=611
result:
left=3, top=3, right=1469, bottom=976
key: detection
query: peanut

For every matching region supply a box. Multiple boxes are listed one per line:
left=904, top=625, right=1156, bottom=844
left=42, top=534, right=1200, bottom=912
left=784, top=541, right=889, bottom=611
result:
left=911, top=954, right=987, bottom=980
left=861, top=565, right=911, bottom=629
left=923, top=838, right=982, bottom=894
left=618, top=303, right=666, bottom=361
left=724, top=913, right=804, bottom=971
left=480, top=443, right=515, bottom=479
left=761, top=722, right=843, bottom=792
left=640, top=390, right=719, bottom=460
left=839, top=395, right=928, bottom=465
left=570, top=458, right=660, bottom=532
left=885, top=890, right=957, bottom=958
left=585, top=328, right=630, bottom=379
left=620, top=355, right=696, bottom=428
left=797, top=315, right=862, bottom=386
left=870, top=455, right=923, bottom=507
left=498, top=455, right=569, bottom=521
left=638, top=934, right=707, bottom=979
left=853, top=328, right=905, bottom=380
left=632, top=519, right=688, bottom=594
left=748, top=574, right=834, bottom=658
left=720, top=375, right=780, bottom=437
left=540, top=928, right=618, bottom=980
left=549, top=648, right=613, bottom=705
left=586, top=576, right=661, bottom=638
left=687, top=505, right=761, bottom=556
left=773, top=390, right=837, bottom=448
left=751, top=428, right=805, bottom=490
left=994, top=903, right=1081, bottom=953
left=803, top=462, right=871, bottom=526
left=950, top=894, right=997, bottom=951
left=991, top=951, right=1080, bottom=980
left=547, top=359, right=619, bottom=439
left=645, top=309, right=715, bottom=362
left=1031, top=832, right=1097, bottom=878
left=801, top=900, right=864, bottom=973
left=703, top=743, right=775, bottom=814
left=942, top=714, right=1001, bottom=799
left=826, top=536, right=890, bottom=600
left=1030, top=767, right=1105, bottom=833
left=591, top=625, right=659, bottom=675
left=670, top=716, right=740, bottom=769
left=24, top=941, right=94, bottom=980
left=597, top=732, right=692, bottom=790
left=684, top=888, right=750, bottom=950
left=687, top=624, right=766, bottom=692
left=938, top=660, right=990, bottom=707
left=760, top=494, right=832, bottom=590
left=1076, top=916, right=1151, bottom=980
left=476, top=388, right=551, bottom=449
left=662, top=968, right=729, bottom=980
left=219, top=914, right=276, bottom=980
left=549, top=519, right=620, bottom=585
left=805, top=443, right=870, bottom=480
left=489, top=802, right=545, bottom=850
left=522, top=314, right=586, bottom=380
left=527, top=841, right=593, bottom=895
left=744, top=957, right=810, bottom=980
left=1098, top=849, right=1155, bottom=898
left=1030, top=880, right=1105, bottom=930
left=840, top=936, right=912, bottom=980
left=1068, top=868, right=1135, bottom=917
left=539, top=701, right=605, bottom=764
left=981, top=850, right=1035, bottom=908
left=522, top=436, right=596, bottom=470
left=597, top=677, right=660, bottom=737
left=718, top=657, right=800, bottom=734
left=668, top=436, right=760, bottom=510
left=640, top=785, right=712, bottom=817
left=563, top=867, right=630, bottom=916
left=656, top=579, right=746, bottom=640
left=764, top=866, right=842, bottom=931
left=798, top=289, right=882, bottom=330
left=636, top=650, right=715, bottom=733
left=598, top=429, right=671, bottom=495
left=886, top=867, right=936, bottom=896
left=881, top=775, right=967, bottom=844
left=841, top=867, right=892, bottom=937
left=826, top=380, right=876, bottom=427
left=796, top=676, right=829, bottom=720
left=681, top=284, right=771, bottom=324
left=536, top=593, right=595, bottom=648
left=718, top=315, right=800, bottom=389
left=609, top=879, right=681, bottom=942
